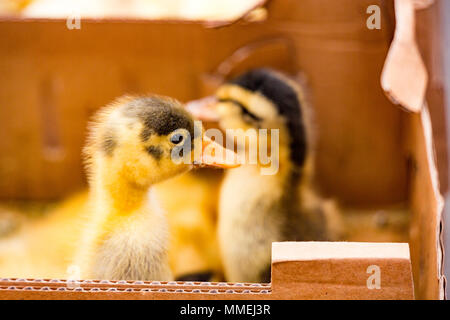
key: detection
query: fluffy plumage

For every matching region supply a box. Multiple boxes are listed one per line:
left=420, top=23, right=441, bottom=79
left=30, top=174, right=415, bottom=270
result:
left=76, top=95, right=199, bottom=281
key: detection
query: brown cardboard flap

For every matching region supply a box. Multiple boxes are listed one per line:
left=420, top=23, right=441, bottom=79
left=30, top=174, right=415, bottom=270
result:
left=381, top=0, right=428, bottom=112
left=420, top=108, right=445, bottom=300
left=408, top=106, right=445, bottom=299
left=271, top=242, right=414, bottom=300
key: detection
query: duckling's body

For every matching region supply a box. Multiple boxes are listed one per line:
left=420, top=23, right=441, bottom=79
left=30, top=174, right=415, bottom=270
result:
left=189, top=69, right=342, bottom=283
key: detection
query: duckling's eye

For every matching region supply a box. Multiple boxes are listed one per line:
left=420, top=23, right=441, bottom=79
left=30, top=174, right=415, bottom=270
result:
left=170, top=133, right=184, bottom=145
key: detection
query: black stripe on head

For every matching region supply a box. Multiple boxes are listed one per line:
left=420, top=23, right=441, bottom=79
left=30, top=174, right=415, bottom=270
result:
left=122, top=96, right=195, bottom=142
left=231, top=69, right=307, bottom=166
left=218, top=98, right=262, bottom=122
left=146, top=145, right=163, bottom=160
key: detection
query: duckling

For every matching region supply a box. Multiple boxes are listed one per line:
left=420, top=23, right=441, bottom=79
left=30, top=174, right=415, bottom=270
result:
left=187, top=68, right=342, bottom=283
left=74, top=95, right=238, bottom=281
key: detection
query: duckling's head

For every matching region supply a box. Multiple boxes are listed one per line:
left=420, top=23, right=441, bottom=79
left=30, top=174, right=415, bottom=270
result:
left=85, top=95, right=237, bottom=190
left=187, top=68, right=308, bottom=168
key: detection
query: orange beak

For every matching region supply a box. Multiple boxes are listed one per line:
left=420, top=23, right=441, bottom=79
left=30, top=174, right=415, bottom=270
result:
left=197, top=135, right=241, bottom=169
left=185, top=96, right=220, bottom=122
left=186, top=96, right=239, bottom=168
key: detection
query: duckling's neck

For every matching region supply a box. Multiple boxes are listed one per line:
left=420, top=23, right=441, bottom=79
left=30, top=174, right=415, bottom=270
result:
left=92, top=167, right=150, bottom=215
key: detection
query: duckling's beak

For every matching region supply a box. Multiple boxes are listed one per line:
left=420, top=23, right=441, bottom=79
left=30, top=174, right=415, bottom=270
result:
left=185, top=96, right=220, bottom=122
left=197, top=135, right=241, bottom=169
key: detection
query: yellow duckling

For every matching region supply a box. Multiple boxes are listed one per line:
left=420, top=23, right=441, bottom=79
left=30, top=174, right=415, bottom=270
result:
left=74, top=95, right=238, bottom=281
left=188, top=68, right=343, bottom=283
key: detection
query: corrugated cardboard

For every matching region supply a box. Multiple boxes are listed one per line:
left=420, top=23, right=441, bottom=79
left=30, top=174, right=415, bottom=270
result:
left=0, top=242, right=414, bottom=300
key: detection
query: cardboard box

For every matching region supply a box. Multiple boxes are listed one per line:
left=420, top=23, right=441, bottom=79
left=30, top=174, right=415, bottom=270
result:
left=0, top=0, right=446, bottom=299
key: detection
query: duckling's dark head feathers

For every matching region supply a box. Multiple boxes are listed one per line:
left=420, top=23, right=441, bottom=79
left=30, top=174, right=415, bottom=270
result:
left=85, top=95, right=196, bottom=162
left=230, top=68, right=307, bottom=167
left=121, top=96, right=195, bottom=142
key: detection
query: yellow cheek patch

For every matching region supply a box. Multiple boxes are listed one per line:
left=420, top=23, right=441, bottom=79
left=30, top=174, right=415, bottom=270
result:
left=217, top=84, right=278, bottom=120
